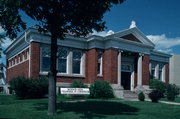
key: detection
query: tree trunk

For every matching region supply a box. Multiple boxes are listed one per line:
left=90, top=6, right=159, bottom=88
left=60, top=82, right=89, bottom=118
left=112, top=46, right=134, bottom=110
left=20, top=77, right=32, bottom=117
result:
left=48, top=24, right=58, bottom=115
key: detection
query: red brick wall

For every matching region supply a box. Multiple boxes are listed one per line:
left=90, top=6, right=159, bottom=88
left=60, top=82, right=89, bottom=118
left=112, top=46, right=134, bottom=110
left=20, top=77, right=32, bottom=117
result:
left=142, top=55, right=150, bottom=85
left=57, top=77, right=85, bottom=83
left=6, top=47, right=30, bottom=83
left=85, top=48, right=98, bottom=83
left=103, top=49, right=118, bottom=84
left=30, top=42, right=40, bottom=78
left=165, top=63, right=169, bottom=84
left=6, top=61, right=29, bottom=83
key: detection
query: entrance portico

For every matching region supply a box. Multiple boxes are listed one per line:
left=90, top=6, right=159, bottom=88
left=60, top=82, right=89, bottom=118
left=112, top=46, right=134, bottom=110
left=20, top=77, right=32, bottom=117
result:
left=117, top=51, right=144, bottom=91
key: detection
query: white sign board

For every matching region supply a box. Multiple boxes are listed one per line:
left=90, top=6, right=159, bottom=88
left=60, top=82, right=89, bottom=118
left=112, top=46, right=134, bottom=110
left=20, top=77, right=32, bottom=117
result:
left=61, top=88, right=90, bottom=95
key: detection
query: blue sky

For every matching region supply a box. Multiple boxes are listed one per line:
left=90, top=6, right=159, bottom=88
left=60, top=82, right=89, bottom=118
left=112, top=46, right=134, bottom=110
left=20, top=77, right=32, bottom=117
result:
left=1, top=0, right=180, bottom=64
left=102, top=0, right=180, bottom=54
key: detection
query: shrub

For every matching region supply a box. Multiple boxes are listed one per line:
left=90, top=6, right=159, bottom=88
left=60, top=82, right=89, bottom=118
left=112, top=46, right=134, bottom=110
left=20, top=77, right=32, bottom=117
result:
left=149, top=79, right=166, bottom=98
left=166, top=84, right=180, bottom=101
left=70, top=80, right=87, bottom=88
left=138, top=92, right=145, bottom=101
left=9, top=76, right=48, bottom=99
left=90, top=80, right=114, bottom=98
left=148, top=90, right=162, bottom=102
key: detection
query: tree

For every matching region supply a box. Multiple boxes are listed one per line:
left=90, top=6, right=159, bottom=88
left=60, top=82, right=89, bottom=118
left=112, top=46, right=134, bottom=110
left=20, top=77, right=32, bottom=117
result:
left=0, top=34, right=5, bottom=58
left=0, top=0, right=125, bottom=115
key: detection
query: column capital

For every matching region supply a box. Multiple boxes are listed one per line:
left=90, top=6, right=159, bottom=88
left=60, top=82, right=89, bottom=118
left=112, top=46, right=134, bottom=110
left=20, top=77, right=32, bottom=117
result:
left=139, top=53, right=144, bottom=56
left=118, top=50, right=123, bottom=53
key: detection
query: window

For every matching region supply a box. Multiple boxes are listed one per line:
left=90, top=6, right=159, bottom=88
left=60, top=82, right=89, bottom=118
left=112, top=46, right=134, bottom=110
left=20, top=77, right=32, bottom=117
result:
left=41, top=47, right=50, bottom=71
left=97, top=53, right=103, bottom=75
left=72, top=50, right=82, bottom=74
left=58, top=48, right=68, bottom=73
left=27, top=50, right=29, bottom=59
left=22, top=52, right=25, bottom=61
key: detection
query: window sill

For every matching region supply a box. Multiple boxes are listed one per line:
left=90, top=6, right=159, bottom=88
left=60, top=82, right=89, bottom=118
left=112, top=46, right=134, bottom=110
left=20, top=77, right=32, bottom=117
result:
left=57, top=73, right=85, bottom=78
left=39, top=72, right=85, bottom=78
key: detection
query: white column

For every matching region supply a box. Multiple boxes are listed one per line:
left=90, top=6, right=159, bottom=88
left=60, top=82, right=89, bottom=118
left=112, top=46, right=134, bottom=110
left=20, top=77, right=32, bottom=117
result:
left=117, top=51, right=122, bottom=86
left=155, top=64, right=159, bottom=79
left=149, top=62, right=152, bottom=75
left=137, top=54, right=143, bottom=86
left=162, top=65, right=166, bottom=82
left=131, top=71, right=135, bottom=90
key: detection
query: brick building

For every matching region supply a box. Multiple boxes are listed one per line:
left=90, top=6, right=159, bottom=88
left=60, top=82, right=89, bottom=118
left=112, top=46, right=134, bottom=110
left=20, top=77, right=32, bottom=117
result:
left=4, top=27, right=171, bottom=97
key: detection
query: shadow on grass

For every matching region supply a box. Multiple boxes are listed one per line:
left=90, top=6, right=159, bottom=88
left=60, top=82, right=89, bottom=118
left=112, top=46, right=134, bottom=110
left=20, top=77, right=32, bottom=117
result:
left=0, top=117, right=11, bottom=119
left=34, top=100, right=139, bottom=119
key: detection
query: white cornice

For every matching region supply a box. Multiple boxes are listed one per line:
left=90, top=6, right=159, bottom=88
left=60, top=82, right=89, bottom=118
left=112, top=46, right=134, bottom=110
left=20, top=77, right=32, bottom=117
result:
left=5, top=27, right=171, bottom=59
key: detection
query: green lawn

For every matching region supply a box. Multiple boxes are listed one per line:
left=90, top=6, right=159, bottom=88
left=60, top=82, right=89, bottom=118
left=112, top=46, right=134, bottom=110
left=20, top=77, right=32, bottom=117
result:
left=161, top=97, right=180, bottom=103
left=0, top=95, right=180, bottom=119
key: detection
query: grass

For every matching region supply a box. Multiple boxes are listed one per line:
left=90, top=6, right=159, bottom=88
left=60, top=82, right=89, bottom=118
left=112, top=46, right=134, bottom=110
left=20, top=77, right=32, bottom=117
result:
left=0, top=95, right=180, bottom=119
left=161, top=97, right=180, bottom=103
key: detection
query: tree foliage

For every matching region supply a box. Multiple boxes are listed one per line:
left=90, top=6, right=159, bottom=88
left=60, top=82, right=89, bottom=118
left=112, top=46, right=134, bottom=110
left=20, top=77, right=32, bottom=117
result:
left=0, top=0, right=125, bottom=115
left=0, top=0, right=125, bottom=38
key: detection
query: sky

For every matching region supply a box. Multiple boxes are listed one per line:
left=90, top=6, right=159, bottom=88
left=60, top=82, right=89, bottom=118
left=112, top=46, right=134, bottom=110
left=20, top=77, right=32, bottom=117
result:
left=1, top=0, right=180, bottom=64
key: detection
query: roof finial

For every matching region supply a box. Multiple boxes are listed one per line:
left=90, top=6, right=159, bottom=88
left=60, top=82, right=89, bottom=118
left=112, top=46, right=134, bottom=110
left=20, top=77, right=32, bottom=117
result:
left=130, top=20, right=136, bottom=28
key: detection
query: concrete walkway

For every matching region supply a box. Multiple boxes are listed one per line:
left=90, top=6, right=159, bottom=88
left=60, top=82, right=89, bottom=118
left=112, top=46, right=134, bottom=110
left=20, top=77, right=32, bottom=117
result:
left=159, top=101, right=180, bottom=105
left=123, top=98, right=180, bottom=105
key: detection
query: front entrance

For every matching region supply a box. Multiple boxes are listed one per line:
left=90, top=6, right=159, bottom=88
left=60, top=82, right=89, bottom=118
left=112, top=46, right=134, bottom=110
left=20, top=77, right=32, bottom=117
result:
left=121, top=72, right=131, bottom=90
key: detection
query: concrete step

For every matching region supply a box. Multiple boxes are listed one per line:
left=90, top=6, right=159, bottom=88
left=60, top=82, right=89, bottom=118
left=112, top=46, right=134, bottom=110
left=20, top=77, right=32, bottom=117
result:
left=123, top=90, right=138, bottom=98
left=123, top=90, right=150, bottom=100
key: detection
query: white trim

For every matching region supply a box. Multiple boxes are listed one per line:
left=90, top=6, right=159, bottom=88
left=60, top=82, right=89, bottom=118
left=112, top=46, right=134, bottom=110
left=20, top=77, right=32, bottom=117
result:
left=8, top=46, right=29, bottom=61
left=39, top=71, right=85, bottom=78
left=7, top=59, right=29, bottom=69
left=7, top=47, right=30, bottom=69
left=4, top=29, right=31, bottom=54
left=81, top=53, right=86, bottom=76
left=67, top=51, right=72, bottom=74
left=29, top=44, right=31, bottom=77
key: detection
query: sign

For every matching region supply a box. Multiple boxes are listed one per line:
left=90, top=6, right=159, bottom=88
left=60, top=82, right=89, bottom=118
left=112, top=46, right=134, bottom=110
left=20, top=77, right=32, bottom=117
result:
left=61, top=88, right=90, bottom=95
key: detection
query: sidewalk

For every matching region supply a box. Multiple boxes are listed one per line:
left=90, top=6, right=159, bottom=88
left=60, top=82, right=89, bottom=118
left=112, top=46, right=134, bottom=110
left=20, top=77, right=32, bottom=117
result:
left=159, top=101, right=180, bottom=105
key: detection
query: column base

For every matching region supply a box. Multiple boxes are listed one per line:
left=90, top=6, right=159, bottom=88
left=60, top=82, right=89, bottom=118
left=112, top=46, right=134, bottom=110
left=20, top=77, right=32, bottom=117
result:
left=111, top=84, right=124, bottom=98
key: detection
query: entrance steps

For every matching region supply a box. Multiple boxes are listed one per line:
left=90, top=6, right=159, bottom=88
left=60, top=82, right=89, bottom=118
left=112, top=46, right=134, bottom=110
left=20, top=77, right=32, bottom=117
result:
left=123, top=90, right=138, bottom=100
left=123, top=90, right=150, bottom=101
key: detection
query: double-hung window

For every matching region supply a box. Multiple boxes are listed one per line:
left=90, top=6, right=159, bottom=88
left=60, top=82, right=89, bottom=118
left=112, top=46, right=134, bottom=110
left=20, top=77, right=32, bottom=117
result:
left=41, top=47, right=50, bottom=72
left=58, top=48, right=68, bottom=73
left=72, top=50, right=82, bottom=74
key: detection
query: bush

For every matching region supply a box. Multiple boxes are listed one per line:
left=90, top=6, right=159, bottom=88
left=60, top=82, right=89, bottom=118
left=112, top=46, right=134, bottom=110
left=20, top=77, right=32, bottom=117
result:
left=166, top=84, right=180, bottom=101
left=90, top=80, right=114, bottom=98
left=149, top=79, right=166, bottom=98
left=149, top=90, right=162, bottom=102
left=9, top=76, right=48, bottom=99
left=70, top=80, right=87, bottom=88
left=138, top=92, right=145, bottom=101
